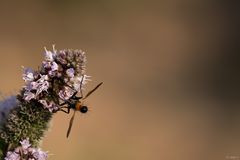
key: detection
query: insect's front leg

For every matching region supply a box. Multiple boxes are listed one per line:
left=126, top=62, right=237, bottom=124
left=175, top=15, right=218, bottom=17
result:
left=72, top=91, right=82, bottom=100
left=59, top=107, right=70, bottom=114
left=64, top=83, right=83, bottom=100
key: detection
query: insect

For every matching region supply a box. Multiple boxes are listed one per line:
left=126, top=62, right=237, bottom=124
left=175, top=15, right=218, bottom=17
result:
left=58, top=81, right=103, bottom=138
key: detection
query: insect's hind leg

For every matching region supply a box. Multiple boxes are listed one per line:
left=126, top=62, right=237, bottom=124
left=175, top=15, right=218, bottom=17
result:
left=59, top=102, right=67, bottom=106
left=58, top=101, right=71, bottom=114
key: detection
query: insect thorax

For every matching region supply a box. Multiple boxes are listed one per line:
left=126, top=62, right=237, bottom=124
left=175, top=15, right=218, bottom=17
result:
left=69, top=101, right=77, bottom=109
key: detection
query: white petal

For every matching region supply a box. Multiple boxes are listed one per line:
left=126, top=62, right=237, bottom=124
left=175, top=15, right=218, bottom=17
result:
left=23, top=91, right=36, bottom=101
left=33, top=149, right=48, bottom=160
left=22, top=68, right=34, bottom=82
left=71, top=75, right=91, bottom=91
left=36, top=81, right=49, bottom=96
left=39, top=100, right=48, bottom=108
left=44, top=47, right=54, bottom=62
left=5, top=151, right=20, bottom=160
left=20, top=138, right=31, bottom=150
left=59, top=86, right=75, bottom=100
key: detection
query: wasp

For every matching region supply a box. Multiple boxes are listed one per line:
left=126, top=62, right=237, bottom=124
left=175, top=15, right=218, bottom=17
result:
left=58, top=81, right=103, bottom=138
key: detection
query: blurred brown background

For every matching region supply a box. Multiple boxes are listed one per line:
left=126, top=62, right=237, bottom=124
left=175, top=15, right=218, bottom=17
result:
left=0, top=0, right=240, bottom=160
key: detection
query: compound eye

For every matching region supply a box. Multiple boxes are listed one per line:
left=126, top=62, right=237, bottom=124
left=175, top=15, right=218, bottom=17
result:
left=80, top=106, right=88, bottom=113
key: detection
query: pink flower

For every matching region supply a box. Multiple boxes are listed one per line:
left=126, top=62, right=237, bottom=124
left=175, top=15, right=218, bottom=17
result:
left=23, top=75, right=49, bottom=101
left=20, top=138, right=31, bottom=154
left=37, top=75, right=49, bottom=83
left=20, top=138, right=31, bottom=150
left=5, top=138, right=48, bottom=160
left=71, top=75, right=91, bottom=91
left=23, top=91, right=36, bottom=101
left=36, top=81, right=49, bottom=96
left=4, top=151, right=20, bottom=160
left=44, top=47, right=54, bottom=62
left=39, top=100, right=58, bottom=112
left=47, top=61, right=59, bottom=77
left=25, top=81, right=39, bottom=91
left=58, top=86, right=75, bottom=100
left=32, top=149, right=48, bottom=160
left=43, top=61, right=59, bottom=71
left=35, top=75, right=49, bottom=96
left=66, top=68, right=75, bottom=78
left=42, top=61, right=51, bottom=69
left=51, top=62, right=58, bottom=71
left=22, top=68, right=34, bottom=82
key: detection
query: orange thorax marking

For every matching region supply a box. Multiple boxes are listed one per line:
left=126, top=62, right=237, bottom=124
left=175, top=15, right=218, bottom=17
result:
left=75, top=102, right=82, bottom=111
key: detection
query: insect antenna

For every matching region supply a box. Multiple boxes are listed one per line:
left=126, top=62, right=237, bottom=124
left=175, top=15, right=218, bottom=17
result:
left=79, top=75, right=85, bottom=98
left=83, top=82, right=103, bottom=100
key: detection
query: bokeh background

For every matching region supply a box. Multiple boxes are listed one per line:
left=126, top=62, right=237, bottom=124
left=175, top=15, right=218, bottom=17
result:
left=0, top=1, right=240, bottom=160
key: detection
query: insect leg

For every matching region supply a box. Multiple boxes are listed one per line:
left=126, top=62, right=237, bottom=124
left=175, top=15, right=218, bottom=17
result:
left=70, top=91, right=82, bottom=100
left=67, top=110, right=76, bottom=138
left=58, top=100, right=71, bottom=114
left=59, top=107, right=70, bottom=114
left=59, top=102, right=67, bottom=106
left=79, top=75, right=84, bottom=98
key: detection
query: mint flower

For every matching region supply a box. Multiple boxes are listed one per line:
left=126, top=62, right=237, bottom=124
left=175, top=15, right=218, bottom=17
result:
left=23, top=75, right=49, bottom=101
left=50, top=62, right=58, bottom=72
left=20, top=139, right=31, bottom=151
left=66, top=68, right=75, bottom=78
left=23, top=91, right=35, bottom=101
left=31, top=149, right=48, bottom=160
left=39, top=100, right=58, bottom=112
left=4, top=151, right=20, bottom=160
left=58, top=86, right=75, bottom=100
left=44, top=47, right=55, bottom=62
left=71, top=75, right=91, bottom=91
left=4, top=138, right=48, bottom=160
left=22, top=68, right=35, bottom=82
left=0, top=45, right=91, bottom=159
left=35, top=75, right=49, bottom=96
